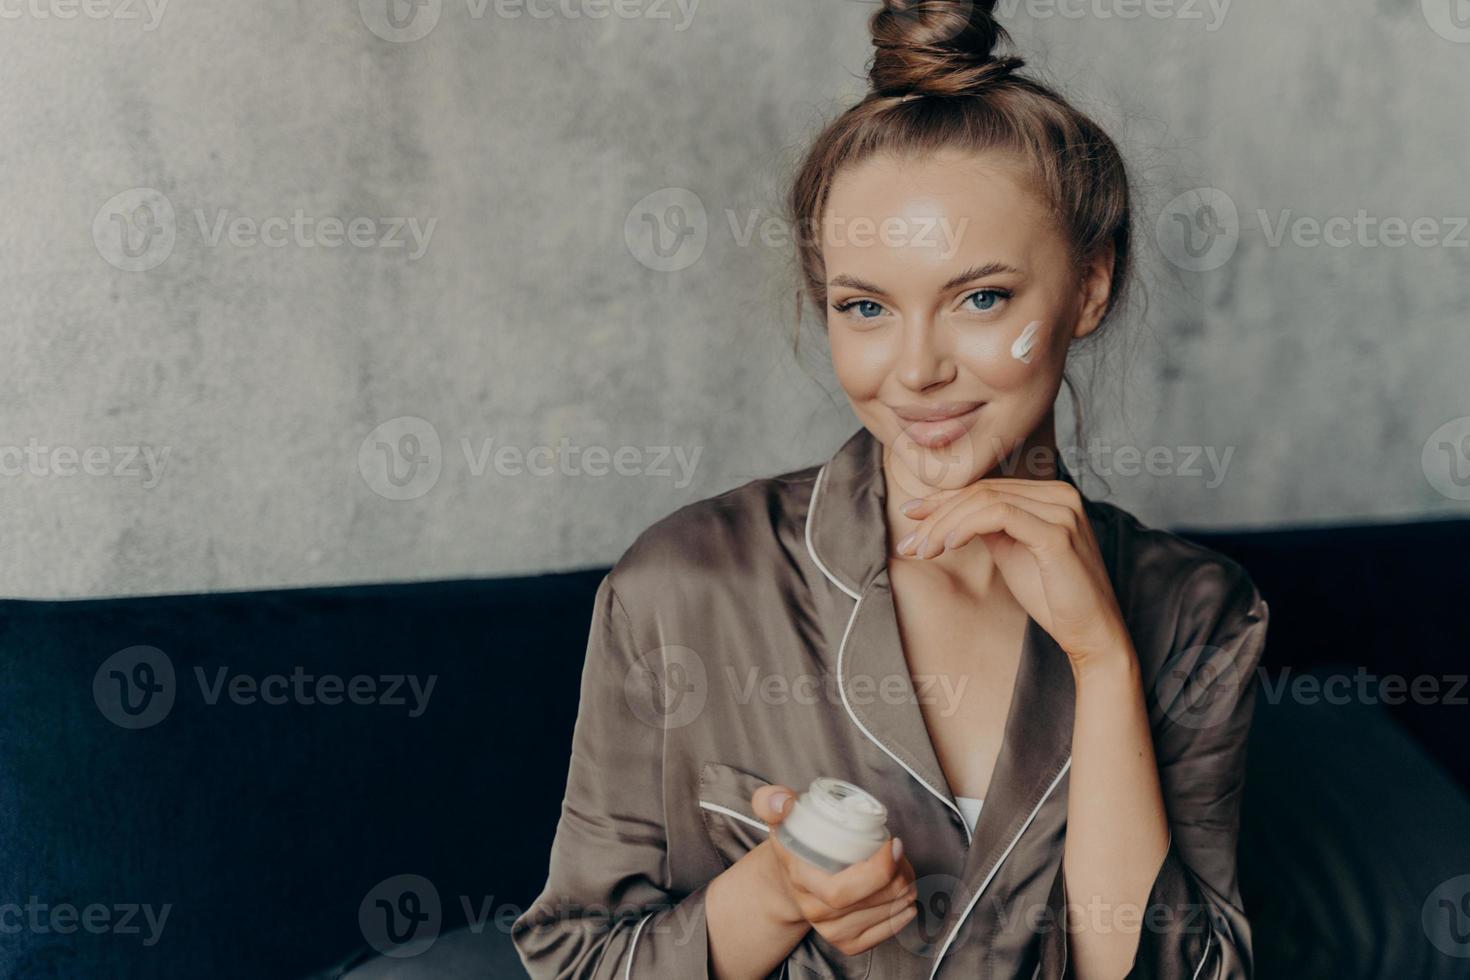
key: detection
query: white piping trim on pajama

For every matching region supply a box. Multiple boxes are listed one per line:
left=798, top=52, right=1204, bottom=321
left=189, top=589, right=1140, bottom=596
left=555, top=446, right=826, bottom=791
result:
left=835, top=590, right=973, bottom=846
left=806, top=463, right=973, bottom=846
left=805, top=465, right=862, bottom=601
left=622, top=911, right=654, bottom=980
left=621, top=808, right=774, bottom=978
left=1060, top=893, right=1068, bottom=978
left=698, top=800, right=770, bottom=835
left=927, top=758, right=1072, bottom=980
left=1190, top=925, right=1214, bottom=980
left=1184, top=827, right=1215, bottom=980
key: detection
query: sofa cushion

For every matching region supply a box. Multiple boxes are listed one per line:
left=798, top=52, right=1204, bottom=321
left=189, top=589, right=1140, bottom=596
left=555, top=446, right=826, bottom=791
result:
left=0, top=573, right=603, bottom=979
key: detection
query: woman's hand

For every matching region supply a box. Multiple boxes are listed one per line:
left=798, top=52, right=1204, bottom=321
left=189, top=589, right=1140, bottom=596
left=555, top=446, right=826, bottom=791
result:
left=749, top=784, right=918, bottom=957
left=895, top=478, right=1131, bottom=670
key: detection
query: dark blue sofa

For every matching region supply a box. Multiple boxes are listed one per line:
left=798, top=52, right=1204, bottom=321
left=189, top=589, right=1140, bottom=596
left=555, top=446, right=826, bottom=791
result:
left=3, top=519, right=1469, bottom=979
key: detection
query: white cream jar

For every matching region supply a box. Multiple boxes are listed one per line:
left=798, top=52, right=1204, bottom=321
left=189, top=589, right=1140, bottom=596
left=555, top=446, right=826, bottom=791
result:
left=773, top=777, right=890, bottom=873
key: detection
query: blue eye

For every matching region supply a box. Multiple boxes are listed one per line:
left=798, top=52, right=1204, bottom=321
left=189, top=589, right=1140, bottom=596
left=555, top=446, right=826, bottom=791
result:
left=965, top=289, right=1006, bottom=312
left=834, top=299, right=886, bottom=319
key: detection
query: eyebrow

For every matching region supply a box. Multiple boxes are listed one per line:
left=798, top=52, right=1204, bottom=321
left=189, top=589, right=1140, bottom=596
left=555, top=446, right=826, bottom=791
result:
left=827, top=262, right=1023, bottom=295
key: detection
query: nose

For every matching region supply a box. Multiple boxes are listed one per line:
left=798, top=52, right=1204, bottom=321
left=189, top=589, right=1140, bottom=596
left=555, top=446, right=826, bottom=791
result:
left=894, top=312, right=956, bottom=392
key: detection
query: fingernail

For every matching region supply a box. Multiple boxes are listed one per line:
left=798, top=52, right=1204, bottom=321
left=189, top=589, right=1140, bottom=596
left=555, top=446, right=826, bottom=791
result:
left=943, top=530, right=959, bottom=548
left=769, top=790, right=792, bottom=814
left=896, top=532, right=916, bottom=552
left=914, top=535, right=929, bottom=557
left=890, top=837, right=904, bottom=862
left=900, top=499, right=920, bottom=515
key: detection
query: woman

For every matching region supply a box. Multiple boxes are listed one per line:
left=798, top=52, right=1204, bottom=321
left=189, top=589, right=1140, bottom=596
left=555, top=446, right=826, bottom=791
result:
left=512, top=2, right=1269, bottom=977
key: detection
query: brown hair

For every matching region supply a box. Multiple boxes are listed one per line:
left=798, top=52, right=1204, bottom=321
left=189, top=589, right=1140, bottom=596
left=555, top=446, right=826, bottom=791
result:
left=789, top=0, right=1134, bottom=330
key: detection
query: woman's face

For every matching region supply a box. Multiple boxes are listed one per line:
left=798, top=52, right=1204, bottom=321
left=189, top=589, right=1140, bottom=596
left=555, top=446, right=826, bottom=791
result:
left=822, top=148, right=1112, bottom=491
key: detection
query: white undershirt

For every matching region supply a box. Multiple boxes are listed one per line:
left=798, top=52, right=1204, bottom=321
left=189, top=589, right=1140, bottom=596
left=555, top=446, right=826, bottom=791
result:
left=956, top=795, right=985, bottom=833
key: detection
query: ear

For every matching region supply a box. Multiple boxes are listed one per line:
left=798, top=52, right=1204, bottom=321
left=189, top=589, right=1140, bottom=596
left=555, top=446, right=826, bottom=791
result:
left=1072, top=243, right=1116, bottom=341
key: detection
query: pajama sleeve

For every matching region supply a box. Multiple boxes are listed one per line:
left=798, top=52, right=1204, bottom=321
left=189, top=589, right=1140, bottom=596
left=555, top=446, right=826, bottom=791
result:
left=511, top=573, right=717, bottom=979
left=1038, top=559, right=1270, bottom=979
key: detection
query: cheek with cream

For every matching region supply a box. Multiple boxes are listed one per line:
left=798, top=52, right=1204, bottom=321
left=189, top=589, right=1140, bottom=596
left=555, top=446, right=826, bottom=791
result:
left=947, top=318, right=1051, bottom=392
left=1010, top=320, right=1042, bottom=364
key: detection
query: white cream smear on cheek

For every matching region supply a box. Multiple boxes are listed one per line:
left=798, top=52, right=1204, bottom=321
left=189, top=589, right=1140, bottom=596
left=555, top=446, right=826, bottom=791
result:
left=1010, top=320, right=1043, bottom=364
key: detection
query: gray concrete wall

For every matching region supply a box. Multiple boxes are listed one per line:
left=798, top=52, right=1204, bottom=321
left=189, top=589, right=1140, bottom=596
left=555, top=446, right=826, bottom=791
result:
left=3, top=0, right=1467, bottom=598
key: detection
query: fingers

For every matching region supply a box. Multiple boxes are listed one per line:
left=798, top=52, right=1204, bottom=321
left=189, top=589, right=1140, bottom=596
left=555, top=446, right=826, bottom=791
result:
left=901, top=477, right=1084, bottom=519
left=815, top=887, right=919, bottom=953
left=751, top=784, right=796, bottom=826
left=940, top=500, right=1069, bottom=557
left=902, top=484, right=1061, bottom=533
left=762, top=831, right=917, bottom=956
left=899, top=490, right=1076, bottom=559
left=937, top=498, right=1077, bottom=558
left=828, top=900, right=919, bottom=957
left=794, top=862, right=917, bottom=932
left=781, top=836, right=908, bottom=913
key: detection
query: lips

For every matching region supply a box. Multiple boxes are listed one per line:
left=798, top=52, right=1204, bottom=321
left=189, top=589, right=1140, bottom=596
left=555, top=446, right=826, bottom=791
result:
left=891, top=401, right=984, bottom=449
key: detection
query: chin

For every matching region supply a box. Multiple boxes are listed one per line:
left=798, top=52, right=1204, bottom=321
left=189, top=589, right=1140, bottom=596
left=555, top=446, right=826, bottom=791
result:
left=889, top=428, right=992, bottom=491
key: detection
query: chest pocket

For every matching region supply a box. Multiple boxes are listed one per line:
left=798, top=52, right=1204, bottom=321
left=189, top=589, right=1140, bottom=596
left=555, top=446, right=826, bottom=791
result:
left=697, top=761, right=772, bottom=867
left=696, top=761, right=874, bottom=980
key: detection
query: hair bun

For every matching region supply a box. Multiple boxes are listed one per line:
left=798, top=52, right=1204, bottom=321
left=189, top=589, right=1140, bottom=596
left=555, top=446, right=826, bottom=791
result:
left=869, top=0, right=1025, bottom=98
